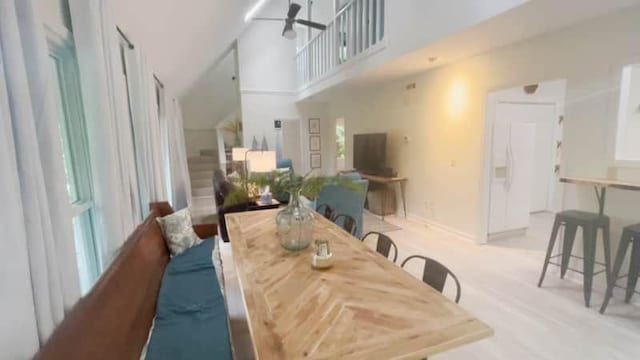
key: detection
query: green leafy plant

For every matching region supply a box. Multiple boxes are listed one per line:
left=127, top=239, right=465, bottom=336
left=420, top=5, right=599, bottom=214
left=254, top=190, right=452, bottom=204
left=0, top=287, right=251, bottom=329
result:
left=222, top=170, right=362, bottom=208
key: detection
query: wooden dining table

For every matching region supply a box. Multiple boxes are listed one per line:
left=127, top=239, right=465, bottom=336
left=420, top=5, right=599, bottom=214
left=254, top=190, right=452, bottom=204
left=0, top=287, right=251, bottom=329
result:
left=226, top=209, right=493, bottom=360
left=560, top=176, right=640, bottom=216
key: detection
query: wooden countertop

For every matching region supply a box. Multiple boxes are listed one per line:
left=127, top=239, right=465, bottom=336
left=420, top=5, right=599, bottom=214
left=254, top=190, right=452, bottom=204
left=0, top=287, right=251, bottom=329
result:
left=227, top=209, right=493, bottom=359
left=560, top=176, right=640, bottom=191
left=360, top=173, right=408, bottom=183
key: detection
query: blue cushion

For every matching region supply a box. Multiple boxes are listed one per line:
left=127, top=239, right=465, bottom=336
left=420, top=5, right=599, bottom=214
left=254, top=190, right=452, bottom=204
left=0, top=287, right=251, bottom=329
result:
left=277, top=158, right=293, bottom=170
left=146, top=237, right=232, bottom=360
left=316, top=179, right=369, bottom=238
left=339, top=171, right=362, bottom=181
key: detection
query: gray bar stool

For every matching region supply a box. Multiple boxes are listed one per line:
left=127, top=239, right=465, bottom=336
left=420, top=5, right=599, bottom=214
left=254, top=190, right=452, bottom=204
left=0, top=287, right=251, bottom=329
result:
left=538, top=210, right=612, bottom=307
left=600, top=223, right=640, bottom=314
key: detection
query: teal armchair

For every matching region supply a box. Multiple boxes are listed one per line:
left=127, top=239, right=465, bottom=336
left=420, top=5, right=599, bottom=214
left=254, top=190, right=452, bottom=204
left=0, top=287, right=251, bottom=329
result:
left=316, top=173, right=369, bottom=238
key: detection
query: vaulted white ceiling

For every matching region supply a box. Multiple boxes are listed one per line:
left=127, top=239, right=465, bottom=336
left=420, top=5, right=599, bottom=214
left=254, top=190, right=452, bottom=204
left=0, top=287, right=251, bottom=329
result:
left=112, top=0, right=263, bottom=95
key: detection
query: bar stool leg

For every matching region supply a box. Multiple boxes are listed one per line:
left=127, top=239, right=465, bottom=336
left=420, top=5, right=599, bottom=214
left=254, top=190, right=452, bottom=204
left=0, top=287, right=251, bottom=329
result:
left=539, top=216, right=561, bottom=287
left=600, top=231, right=632, bottom=314
left=625, top=237, right=640, bottom=304
left=583, top=225, right=597, bottom=307
left=561, top=223, right=578, bottom=279
left=602, top=221, right=612, bottom=286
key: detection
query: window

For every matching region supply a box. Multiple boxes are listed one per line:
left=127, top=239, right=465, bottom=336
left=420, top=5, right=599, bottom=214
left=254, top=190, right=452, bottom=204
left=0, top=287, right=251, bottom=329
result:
left=615, top=64, right=640, bottom=163
left=47, top=32, right=100, bottom=293
left=336, top=118, right=345, bottom=171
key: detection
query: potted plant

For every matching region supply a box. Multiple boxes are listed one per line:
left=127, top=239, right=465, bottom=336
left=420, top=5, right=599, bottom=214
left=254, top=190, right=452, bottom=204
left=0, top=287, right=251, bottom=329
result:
left=224, top=170, right=361, bottom=251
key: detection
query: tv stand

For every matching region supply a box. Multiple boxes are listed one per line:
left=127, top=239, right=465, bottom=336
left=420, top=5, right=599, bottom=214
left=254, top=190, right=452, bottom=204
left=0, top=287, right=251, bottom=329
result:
left=359, top=173, right=408, bottom=221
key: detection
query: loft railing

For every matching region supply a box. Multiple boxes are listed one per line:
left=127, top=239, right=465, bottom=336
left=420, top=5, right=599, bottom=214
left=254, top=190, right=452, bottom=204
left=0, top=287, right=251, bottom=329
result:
left=296, top=0, right=385, bottom=88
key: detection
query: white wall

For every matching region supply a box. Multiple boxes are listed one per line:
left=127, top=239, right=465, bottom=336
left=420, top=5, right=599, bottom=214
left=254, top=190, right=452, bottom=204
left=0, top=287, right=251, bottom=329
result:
left=319, top=6, right=640, bottom=241
left=238, top=0, right=334, bottom=174
left=298, top=0, right=527, bottom=98
left=615, top=64, right=640, bottom=161
left=181, top=48, right=241, bottom=158
left=184, top=129, right=218, bottom=157
left=181, top=50, right=240, bottom=130
left=309, top=0, right=335, bottom=39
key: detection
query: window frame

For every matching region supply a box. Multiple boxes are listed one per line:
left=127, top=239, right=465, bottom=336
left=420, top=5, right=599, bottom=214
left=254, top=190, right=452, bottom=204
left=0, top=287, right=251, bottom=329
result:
left=46, top=26, right=101, bottom=292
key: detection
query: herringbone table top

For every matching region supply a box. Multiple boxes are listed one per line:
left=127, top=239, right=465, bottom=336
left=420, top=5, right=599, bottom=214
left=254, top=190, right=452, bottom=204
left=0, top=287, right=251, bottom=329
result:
left=227, top=209, right=493, bottom=359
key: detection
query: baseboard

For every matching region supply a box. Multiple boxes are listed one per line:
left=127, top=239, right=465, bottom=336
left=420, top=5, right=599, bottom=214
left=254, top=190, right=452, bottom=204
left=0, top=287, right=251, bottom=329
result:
left=407, top=213, right=477, bottom=244
left=488, top=228, right=527, bottom=241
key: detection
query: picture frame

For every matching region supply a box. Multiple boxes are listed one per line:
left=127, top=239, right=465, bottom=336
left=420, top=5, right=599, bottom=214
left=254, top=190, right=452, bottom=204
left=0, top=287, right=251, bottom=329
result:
left=309, top=135, right=321, bottom=151
left=309, top=118, right=321, bottom=134
left=310, top=153, right=322, bottom=169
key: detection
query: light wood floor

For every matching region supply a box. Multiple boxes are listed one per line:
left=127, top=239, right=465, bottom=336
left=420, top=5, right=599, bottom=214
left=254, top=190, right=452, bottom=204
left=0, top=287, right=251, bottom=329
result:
left=220, top=212, right=640, bottom=360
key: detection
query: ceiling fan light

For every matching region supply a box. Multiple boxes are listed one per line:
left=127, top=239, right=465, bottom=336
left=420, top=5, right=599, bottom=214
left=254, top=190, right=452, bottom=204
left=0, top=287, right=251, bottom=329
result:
left=284, top=28, right=297, bottom=39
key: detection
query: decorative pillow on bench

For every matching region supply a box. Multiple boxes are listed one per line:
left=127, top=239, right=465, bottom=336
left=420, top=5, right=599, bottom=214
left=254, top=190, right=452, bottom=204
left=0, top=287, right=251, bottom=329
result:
left=145, top=237, right=232, bottom=360
left=156, top=208, right=202, bottom=256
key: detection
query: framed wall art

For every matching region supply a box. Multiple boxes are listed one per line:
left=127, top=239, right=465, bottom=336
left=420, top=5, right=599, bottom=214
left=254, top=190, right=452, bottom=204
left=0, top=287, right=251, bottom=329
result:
left=310, top=153, right=322, bottom=169
left=309, top=118, right=320, bottom=134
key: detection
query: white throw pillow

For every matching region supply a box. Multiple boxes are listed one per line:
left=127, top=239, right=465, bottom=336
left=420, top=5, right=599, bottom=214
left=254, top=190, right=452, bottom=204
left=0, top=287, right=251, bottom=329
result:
left=156, top=208, right=203, bottom=256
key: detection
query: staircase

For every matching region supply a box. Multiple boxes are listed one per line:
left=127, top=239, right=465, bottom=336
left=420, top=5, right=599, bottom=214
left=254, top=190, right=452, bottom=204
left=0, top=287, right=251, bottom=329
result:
left=188, top=149, right=218, bottom=223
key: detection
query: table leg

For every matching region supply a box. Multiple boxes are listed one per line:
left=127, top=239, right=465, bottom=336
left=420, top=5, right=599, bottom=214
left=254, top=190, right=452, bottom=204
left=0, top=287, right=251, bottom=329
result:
left=381, top=184, right=386, bottom=221
left=594, top=186, right=606, bottom=217
left=400, top=181, right=407, bottom=218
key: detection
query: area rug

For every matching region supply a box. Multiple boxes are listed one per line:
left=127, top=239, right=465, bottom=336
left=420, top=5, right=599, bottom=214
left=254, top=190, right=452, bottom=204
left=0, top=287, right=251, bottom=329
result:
left=363, top=211, right=402, bottom=234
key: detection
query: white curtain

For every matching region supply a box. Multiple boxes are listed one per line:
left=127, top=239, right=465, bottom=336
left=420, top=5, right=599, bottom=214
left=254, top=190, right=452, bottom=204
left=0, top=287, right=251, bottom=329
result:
left=68, top=0, right=132, bottom=264
left=0, top=0, right=81, bottom=354
left=138, top=52, right=167, bottom=202
left=169, top=98, right=193, bottom=209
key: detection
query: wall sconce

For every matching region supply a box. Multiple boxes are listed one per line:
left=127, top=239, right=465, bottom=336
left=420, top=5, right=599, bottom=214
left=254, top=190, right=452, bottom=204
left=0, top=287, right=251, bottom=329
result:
left=524, top=84, right=539, bottom=94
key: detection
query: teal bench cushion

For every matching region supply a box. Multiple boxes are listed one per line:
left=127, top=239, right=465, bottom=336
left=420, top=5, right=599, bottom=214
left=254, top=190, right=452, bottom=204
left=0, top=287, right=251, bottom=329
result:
left=146, top=237, right=232, bottom=360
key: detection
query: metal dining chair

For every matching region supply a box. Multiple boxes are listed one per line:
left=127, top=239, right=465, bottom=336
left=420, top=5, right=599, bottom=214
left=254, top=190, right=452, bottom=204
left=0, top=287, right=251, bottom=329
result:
left=316, top=203, right=335, bottom=221
left=401, top=255, right=462, bottom=303
left=333, top=214, right=358, bottom=236
left=362, top=232, right=399, bottom=263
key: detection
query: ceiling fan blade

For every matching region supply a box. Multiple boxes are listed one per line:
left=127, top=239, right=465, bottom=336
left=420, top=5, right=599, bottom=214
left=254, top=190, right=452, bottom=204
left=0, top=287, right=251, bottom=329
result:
left=288, top=3, right=301, bottom=19
left=282, top=22, right=293, bottom=37
left=296, top=19, right=327, bottom=30
left=253, top=17, right=286, bottom=22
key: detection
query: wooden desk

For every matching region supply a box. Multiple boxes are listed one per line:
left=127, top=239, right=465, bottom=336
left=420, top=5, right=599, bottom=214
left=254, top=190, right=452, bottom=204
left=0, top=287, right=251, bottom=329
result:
left=227, top=210, right=492, bottom=359
left=360, top=174, right=408, bottom=220
left=560, top=176, right=640, bottom=216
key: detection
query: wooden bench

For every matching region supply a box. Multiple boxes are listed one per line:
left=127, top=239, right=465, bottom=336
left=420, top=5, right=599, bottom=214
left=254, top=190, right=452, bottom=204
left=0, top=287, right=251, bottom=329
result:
left=34, top=202, right=217, bottom=360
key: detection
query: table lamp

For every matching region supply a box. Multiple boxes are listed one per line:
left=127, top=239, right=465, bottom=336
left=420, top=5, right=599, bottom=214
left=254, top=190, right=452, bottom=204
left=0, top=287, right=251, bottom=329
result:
left=232, top=147, right=250, bottom=162
left=246, top=150, right=276, bottom=173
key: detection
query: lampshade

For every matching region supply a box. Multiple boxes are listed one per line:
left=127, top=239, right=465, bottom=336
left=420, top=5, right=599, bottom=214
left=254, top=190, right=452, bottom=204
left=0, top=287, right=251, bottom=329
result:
left=232, top=147, right=250, bottom=161
left=284, top=28, right=297, bottom=40
left=247, top=151, right=276, bottom=173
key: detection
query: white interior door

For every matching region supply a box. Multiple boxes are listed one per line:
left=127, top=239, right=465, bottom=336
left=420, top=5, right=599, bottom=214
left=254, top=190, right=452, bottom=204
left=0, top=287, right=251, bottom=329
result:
left=506, top=122, right=536, bottom=230
left=527, top=106, right=556, bottom=212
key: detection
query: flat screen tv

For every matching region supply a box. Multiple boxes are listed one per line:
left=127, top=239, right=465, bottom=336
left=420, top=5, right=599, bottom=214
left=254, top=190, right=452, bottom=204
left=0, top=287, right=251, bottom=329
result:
left=353, top=133, right=386, bottom=175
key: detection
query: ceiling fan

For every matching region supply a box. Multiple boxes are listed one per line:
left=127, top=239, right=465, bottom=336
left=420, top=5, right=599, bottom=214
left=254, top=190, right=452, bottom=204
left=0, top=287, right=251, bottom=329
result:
left=253, top=1, right=327, bottom=40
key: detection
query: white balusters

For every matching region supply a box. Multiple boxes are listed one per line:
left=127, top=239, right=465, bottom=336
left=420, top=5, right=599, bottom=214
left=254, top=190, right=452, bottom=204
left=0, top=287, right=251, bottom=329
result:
left=296, top=0, right=385, bottom=87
